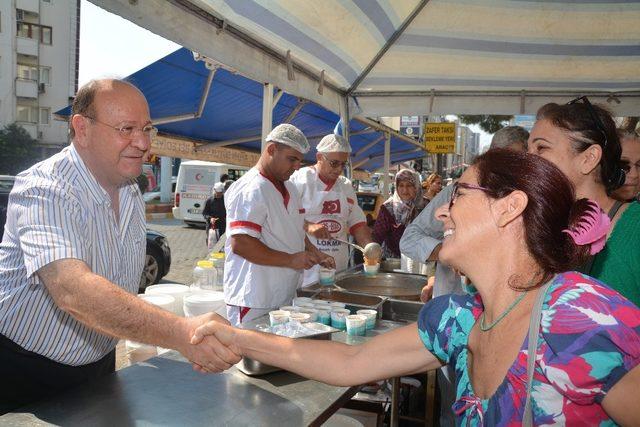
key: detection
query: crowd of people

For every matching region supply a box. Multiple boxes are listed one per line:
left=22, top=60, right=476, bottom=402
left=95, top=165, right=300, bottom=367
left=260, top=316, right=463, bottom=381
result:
left=0, top=77, right=638, bottom=425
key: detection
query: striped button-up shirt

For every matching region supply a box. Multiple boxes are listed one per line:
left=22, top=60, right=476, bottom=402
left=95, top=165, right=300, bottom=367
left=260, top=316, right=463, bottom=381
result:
left=0, top=145, right=146, bottom=365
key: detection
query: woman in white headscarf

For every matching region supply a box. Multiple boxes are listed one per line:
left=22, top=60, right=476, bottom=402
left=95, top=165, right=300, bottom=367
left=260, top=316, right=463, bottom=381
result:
left=372, top=169, right=424, bottom=258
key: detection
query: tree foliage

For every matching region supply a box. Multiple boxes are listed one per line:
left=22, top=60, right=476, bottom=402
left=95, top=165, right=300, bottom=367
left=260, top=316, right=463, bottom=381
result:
left=458, top=115, right=514, bottom=134
left=0, top=124, right=40, bottom=175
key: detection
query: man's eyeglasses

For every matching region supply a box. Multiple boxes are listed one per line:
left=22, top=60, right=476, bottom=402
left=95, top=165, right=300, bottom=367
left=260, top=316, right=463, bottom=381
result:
left=449, top=182, right=492, bottom=211
left=566, top=96, right=608, bottom=148
left=322, top=155, right=349, bottom=169
left=83, top=115, right=158, bottom=140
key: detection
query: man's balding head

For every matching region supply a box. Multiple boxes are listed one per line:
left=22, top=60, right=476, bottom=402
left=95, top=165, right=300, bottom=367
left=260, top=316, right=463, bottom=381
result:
left=69, top=79, right=145, bottom=140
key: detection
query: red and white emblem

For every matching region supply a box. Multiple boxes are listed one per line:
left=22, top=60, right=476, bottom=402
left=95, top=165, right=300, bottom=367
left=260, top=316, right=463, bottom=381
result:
left=319, top=219, right=342, bottom=233
left=321, top=199, right=341, bottom=214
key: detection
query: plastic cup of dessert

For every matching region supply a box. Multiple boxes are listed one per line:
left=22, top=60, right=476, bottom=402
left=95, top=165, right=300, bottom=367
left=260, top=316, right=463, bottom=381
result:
left=363, top=263, right=380, bottom=277
left=289, top=312, right=311, bottom=324
left=356, top=309, right=378, bottom=330
left=346, top=315, right=367, bottom=336
left=292, top=297, right=313, bottom=307
left=318, top=268, right=336, bottom=285
left=330, top=308, right=351, bottom=330
left=280, top=305, right=299, bottom=313
left=296, top=302, right=316, bottom=310
left=269, top=310, right=290, bottom=327
left=315, top=308, right=331, bottom=325
left=329, top=302, right=346, bottom=310
left=297, top=307, right=318, bottom=322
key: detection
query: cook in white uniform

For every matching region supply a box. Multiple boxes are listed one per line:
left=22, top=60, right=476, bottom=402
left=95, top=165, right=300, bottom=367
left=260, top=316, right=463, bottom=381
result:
left=224, top=124, right=335, bottom=326
left=290, top=134, right=377, bottom=286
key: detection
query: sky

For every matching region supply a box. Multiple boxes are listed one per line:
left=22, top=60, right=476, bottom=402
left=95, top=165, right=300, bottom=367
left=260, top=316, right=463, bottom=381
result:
left=78, top=1, right=492, bottom=150
left=78, top=1, right=179, bottom=86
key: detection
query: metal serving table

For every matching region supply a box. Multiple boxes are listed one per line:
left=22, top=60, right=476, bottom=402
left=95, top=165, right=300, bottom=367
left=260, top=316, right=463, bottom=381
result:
left=1, top=319, right=407, bottom=427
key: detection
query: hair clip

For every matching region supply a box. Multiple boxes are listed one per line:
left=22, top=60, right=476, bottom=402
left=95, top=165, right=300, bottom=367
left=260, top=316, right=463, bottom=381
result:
left=562, top=200, right=610, bottom=255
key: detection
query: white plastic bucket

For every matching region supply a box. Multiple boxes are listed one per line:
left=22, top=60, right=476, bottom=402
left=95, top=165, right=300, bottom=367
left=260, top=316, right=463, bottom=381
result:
left=145, top=283, right=191, bottom=316
left=183, top=290, right=226, bottom=318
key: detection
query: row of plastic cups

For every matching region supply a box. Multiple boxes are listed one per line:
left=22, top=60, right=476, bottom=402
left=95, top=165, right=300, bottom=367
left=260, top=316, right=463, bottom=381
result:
left=269, top=310, right=312, bottom=326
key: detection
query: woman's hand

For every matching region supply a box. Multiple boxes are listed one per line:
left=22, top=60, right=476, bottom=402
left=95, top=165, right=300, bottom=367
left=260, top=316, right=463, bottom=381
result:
left=420, top=276, right=435, bottom=303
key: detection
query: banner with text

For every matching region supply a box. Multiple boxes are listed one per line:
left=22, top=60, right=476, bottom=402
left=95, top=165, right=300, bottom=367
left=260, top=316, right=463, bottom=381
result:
left=424, top=122, right=456, bottom=154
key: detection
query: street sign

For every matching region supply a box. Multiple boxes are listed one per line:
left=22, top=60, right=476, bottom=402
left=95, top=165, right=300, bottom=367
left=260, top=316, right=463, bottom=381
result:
left=424, top=122, right=456, bottom=153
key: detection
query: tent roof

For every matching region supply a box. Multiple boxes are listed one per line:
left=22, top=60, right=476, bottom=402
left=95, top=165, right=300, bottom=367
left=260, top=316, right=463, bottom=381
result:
left=56, top=48, right=424, bottom=172
left=91, top=0, right=640, bottom=116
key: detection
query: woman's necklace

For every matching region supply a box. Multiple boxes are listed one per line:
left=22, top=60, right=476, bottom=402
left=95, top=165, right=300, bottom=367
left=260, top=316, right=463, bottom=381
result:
left=480, top=292, right=527, bottom=332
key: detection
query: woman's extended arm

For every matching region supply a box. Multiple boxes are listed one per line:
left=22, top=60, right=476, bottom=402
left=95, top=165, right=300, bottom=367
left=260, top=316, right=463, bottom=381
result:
left=192, top=321, right=443, bottom=386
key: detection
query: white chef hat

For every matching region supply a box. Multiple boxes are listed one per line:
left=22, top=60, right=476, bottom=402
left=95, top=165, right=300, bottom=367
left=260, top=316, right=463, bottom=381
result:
left=213, top=182, right=225, bottom=193
left=316, top=134, right=352, bottom=154
left=265, top=124, right=310, bottom=154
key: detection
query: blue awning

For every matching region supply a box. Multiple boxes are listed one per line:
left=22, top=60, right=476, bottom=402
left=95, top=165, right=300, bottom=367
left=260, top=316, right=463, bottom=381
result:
left=57, top=48, right=424, bottom=172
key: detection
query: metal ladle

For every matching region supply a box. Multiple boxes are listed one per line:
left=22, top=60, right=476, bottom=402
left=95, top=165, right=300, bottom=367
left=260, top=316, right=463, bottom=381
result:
left=331, top=239, right=382, bottom=261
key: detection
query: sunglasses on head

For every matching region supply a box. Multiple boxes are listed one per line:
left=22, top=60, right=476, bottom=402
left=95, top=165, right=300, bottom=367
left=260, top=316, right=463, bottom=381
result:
left=566, top=96, right=608, bottom=148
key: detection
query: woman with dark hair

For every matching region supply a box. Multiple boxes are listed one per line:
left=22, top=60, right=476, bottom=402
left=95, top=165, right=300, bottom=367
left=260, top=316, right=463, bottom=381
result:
left=372, top=169, right=423, bottom=258
left=192, top=150, right=640, bottom=425
left=528, top=99, right=640, bottom=306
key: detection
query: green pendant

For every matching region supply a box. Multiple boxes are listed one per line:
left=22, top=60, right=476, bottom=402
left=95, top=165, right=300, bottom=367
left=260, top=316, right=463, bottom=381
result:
left=480, top=292, right=527, bottom=331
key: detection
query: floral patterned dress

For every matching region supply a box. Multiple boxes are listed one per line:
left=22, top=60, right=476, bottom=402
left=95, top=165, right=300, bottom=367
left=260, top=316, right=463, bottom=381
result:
left=417, top=272, right=640, bottom=426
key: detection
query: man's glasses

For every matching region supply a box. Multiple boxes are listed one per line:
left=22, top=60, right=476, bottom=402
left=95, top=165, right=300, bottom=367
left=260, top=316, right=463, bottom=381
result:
left=566, top=96, right=608, bottom=148
left=449, top=182, right=492, bottom=211
left=83, top=115, right=158, bottom=140
left=322, top=155, right=349, bottom=169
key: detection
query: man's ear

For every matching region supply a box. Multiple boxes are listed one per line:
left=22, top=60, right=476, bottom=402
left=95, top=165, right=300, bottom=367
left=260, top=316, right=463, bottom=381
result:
left=494, top=190, right=528, bottom=228
left=265, top=142, right=277, bottom=157
left=70, top=115, right=89, bottom=148
left=579, top=144, right=602, bottom=176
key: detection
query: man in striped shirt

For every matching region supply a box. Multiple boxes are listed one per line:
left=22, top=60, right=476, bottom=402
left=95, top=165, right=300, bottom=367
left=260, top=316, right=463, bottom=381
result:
left=0, top=79, right=239, bottom=414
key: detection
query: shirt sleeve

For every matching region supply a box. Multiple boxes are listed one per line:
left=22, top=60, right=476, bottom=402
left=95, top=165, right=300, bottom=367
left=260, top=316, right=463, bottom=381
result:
left=417, top=294, right=475, bottom=364
left=399, top=184, right=453, bottom=262
left=12, top=177, right=89, bottom=278
left=540, top=278, right=640, bottom=405
left=226, top=187, right=268, bottom=239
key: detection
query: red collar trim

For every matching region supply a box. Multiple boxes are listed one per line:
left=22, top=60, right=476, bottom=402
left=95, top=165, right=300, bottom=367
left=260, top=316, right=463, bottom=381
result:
left=316, top=167, right=336, bottom=191
left=259, top=171, right=290, bottom=208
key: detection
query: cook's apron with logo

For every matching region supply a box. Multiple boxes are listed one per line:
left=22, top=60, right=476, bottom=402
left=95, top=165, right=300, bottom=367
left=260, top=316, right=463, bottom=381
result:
left=301, top=186, right=351, bottom=286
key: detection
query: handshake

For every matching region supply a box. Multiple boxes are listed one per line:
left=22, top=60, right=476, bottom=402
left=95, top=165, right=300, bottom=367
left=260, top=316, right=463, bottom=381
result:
left=175, top=313, right=242, bottom=373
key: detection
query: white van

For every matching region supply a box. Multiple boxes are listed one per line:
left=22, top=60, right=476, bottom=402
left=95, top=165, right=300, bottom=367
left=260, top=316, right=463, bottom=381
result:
left=172, top=160, right=248, bottom=226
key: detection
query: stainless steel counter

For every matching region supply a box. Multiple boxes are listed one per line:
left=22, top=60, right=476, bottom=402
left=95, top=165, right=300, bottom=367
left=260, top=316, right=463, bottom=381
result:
left=1, top=320, right=407, bottom=427
left=0, top=351, right=357, bottom=427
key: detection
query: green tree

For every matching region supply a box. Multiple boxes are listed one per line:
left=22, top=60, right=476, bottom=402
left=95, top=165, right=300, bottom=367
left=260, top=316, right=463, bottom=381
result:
left=458, top=115, right=513, bottom=134
left=0, top=123, right=40, bottom=175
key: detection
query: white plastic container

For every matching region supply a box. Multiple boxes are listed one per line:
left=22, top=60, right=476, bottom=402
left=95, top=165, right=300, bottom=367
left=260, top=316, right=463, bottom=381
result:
left=145, top=283, right=191, bottom=316
left=297, top=307, right=318, bottom=322
left=356, top=309, right=377, bottom=330
left=183, top=291, right=226, bottom=318
left=292, top=297, right=312, bottom=307
left=193, top=260, right=217, bottom=291
left=346, top=315, right=366, bottom=336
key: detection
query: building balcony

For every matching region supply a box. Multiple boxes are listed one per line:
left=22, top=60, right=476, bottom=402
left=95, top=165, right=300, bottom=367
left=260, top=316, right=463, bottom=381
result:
left=16, top=79, right=38, bottom=99
left=16, top=37, right=38, bottom=57
left=16, top=0, right=39, bottom=14
left=16, top=122, right=38, bottom=140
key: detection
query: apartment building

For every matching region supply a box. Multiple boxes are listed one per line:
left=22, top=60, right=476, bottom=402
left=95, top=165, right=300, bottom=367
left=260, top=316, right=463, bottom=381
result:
left=0, top=0, right=79, bottom=157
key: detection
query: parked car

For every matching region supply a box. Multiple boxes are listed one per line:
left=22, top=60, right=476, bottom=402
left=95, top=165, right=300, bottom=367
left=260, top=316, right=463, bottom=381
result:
left=141, top=229, right=172, bottom=290
left=0, top=175, right=170, bottom=290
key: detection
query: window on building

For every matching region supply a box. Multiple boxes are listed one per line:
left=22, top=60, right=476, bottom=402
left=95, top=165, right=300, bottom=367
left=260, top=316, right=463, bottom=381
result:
left=17, top=63, right=38, bottom=80
left=17, top=105, right=38, bottom=123
left=16, top=22, right=52, bottom=45
left=39, top=66, right=51, bottom=84
left=40, top=108, right=50, bottom=125
left=41, top=26, right=52, bottom=44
